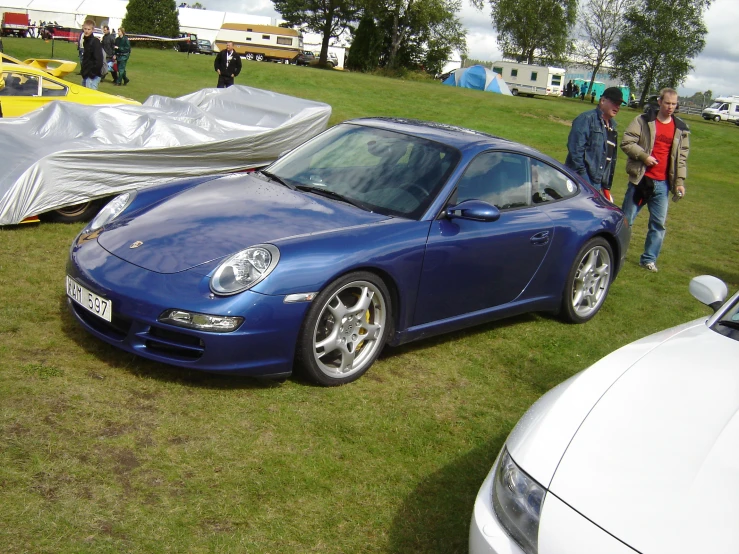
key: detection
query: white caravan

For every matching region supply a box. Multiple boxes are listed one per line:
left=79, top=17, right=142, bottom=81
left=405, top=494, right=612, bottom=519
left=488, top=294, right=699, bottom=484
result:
left=701, top=95, right=739, bottom=122
left=491, top=61, right=565, bottom=96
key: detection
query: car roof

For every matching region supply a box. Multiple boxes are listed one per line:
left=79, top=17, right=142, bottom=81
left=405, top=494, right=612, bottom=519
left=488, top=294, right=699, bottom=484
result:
left=346, top=117, right=533, bottom=154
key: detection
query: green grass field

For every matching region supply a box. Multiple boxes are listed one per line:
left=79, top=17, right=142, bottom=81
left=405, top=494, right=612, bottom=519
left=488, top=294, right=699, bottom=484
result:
left=1, top=37, right=738, bottom=553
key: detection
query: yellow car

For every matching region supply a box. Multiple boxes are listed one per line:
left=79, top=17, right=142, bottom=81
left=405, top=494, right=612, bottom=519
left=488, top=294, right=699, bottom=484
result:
left=0, top=56, right=139, bottom=117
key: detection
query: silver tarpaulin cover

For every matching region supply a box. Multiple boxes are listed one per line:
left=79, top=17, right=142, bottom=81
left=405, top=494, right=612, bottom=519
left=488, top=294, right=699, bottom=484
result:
left=0, top=85, right=331, bottom=225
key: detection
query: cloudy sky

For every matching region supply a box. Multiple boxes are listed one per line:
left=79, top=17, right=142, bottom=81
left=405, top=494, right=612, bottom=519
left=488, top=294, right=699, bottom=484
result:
left=204, top=0, right=739, bottom=96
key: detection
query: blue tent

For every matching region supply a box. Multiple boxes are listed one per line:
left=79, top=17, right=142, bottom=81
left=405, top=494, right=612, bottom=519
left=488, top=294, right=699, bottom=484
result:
left=443, top=65, right=512, bottom=95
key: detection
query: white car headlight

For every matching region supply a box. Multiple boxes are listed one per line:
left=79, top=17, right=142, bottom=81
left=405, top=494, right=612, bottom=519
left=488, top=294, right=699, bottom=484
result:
left=210, top=244, right=280, bottom=295
left=492, top=449, right=546, bottom=554
left=88, top=192, right=135, bottom=231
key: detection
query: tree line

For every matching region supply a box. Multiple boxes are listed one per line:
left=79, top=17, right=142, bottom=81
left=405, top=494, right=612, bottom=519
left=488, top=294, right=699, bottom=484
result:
left=122, top=0, right=713, bottom=100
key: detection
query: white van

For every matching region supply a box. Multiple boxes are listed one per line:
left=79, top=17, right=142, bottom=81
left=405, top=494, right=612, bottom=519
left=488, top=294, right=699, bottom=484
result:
left=491, top=60, right=565, bottom=96
left=701, top=96, right=739, bottom=122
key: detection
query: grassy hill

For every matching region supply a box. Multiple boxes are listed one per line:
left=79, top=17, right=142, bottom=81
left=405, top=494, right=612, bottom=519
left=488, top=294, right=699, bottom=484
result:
left=1, top=37, right=738, bottom=553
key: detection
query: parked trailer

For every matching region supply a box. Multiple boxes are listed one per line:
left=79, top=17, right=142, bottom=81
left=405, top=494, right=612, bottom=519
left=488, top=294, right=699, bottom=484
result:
left=2, top=12, right=30, bottom=38
left=214, top=24, right=302, bottom=64
left=701, top=95, right=739, bottom=122
left=491, top=60, right=565, bottom=96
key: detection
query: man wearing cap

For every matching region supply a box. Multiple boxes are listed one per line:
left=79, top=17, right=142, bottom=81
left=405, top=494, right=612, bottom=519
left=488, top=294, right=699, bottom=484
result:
left=619, top=87, right=689, bottom=273
left=565, top=86, right=624, bottom=201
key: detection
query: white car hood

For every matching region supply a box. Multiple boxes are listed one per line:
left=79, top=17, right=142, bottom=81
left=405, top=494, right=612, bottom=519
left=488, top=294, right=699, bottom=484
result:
left=548, top=321, right=739, bottom=554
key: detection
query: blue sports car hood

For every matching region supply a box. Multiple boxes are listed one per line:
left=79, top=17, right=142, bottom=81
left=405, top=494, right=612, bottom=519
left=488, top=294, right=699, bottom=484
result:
left=97, top=173, right=392, bottom=274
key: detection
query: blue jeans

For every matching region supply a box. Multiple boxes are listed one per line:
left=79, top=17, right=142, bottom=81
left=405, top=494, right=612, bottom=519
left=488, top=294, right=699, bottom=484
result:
left=82, top=76, right=101, bottom=90
left=621, top=179, right=669, bottom=265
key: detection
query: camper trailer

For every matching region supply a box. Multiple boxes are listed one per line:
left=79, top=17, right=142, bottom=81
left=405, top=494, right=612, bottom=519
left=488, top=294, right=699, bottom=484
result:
left=701, top=96, right=739, bottom=122
left=214, top=24, right=302, bottom=64
left=491, top=61, right=565, bottom=96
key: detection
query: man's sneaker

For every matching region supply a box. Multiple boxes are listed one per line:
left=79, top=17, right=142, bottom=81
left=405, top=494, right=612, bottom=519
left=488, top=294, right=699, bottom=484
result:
left=640, top=261, right=658, bottom=273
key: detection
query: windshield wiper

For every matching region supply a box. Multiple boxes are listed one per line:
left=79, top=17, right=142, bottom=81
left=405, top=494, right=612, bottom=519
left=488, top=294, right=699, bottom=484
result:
left=717, top=320, right=739, bottom=330
left=260, top=170, right=294, bottom=190
left=295, top=185, right=371, bottom=211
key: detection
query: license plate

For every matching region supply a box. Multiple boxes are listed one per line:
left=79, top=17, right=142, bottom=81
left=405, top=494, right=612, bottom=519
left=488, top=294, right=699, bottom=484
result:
left=66, top=276, right=113, bottom=323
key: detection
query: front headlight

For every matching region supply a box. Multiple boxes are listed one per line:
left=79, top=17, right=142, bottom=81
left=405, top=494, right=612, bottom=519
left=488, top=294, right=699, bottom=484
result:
left=210, top=244, right=280, bottom=295
left=492, top=449, right=546, bottom=554
left=88, top=192, right=135, bottom=231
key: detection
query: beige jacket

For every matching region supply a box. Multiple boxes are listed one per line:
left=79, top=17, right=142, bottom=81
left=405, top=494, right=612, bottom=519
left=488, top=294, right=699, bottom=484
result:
left=620, top=111, right=690, bottom=192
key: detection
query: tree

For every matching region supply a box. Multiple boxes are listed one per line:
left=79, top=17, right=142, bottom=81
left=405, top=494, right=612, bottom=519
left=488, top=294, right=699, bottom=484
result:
left=123, top=0, right=180, bottom=41
left=612, top=0, right=711, bottom=104
left=472, top=0, right=577, bottom=65
left=377, top=0, right=466, bottom=70
left=574, top=0, right=632, bottom=101
left=346, top=14, right=384, bottom=71
left=273, top=0, right=358, bottom=66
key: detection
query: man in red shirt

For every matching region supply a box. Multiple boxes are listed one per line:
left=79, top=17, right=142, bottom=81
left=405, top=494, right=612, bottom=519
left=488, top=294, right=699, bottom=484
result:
left=620, top=88, right=690, bottom=272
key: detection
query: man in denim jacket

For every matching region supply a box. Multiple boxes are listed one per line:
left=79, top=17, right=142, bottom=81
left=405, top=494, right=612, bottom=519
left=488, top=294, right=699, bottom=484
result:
left=565, top=87, right=624, bottom=200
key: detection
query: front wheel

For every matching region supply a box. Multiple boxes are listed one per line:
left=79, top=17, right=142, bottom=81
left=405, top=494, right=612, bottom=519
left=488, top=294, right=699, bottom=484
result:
left=255, top=53, right=265, bottom=62
left=243, top=52, right=254, bottom=61
left=714, top=115, right=721, bottom=122
left=38, top=200, right=103, bottom=223
left=296, top=271, right=392, bottom=386
left=559, top=237, right=613, bottom=323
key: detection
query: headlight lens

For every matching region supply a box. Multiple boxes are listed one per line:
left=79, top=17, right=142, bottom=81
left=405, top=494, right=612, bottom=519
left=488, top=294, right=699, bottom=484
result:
left=492, top=449, right=546, bottom=554
left=210, top=244, right=280, bottom=295
left=89, top=192, right=135, bottom=231
left=159, top=309, right=244, bottom=333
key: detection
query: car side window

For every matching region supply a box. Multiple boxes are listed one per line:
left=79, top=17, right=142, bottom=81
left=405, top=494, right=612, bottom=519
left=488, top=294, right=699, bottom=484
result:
left=455, top=152, right=531, bottom=210
left=531, top=159, right=578, bottom=204
left=40, top=77, right=67, bottom=97
left=0, top=71, right=38, bottom=96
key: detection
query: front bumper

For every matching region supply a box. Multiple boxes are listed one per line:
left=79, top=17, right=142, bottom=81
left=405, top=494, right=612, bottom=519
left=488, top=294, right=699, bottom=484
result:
left=67, top=237, right=309, bottom=377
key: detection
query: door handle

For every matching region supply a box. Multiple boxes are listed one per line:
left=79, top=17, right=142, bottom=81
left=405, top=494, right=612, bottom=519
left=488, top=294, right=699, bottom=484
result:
left=530, top=230, right=550, bottom=246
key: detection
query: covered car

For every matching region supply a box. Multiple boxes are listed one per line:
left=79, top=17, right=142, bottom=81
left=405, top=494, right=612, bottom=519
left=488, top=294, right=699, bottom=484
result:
left=0, top=85, right=331, bottom=224
left=66, top=118, right=630, bottom=386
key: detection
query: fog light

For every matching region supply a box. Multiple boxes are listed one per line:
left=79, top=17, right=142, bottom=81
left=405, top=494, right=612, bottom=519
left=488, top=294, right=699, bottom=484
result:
left=159, top=309, right=244, bottom=333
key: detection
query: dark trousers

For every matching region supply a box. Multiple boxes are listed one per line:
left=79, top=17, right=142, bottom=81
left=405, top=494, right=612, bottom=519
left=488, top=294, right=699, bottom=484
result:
left=217, top=74, right=234, bottom=88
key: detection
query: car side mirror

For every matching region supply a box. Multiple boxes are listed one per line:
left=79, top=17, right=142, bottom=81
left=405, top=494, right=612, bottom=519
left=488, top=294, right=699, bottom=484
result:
left=689, top=275, right=728, bottom=311
left=445, top=200, right=500, bottom=222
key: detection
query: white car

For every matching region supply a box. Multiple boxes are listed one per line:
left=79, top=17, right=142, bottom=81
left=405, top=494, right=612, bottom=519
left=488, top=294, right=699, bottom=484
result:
left=470, top=275, right=739, bottom=554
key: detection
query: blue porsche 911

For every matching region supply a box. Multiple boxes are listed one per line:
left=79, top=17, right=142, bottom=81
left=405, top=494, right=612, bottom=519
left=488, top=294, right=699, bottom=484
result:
left=66, top=118, right=630, bottom=385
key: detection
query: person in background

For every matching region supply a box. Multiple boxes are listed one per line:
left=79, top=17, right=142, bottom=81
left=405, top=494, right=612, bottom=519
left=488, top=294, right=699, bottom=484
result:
left=113, top=27, right=131, bottom=86
left=214, top=41, right=242, bottom=88
left=77, top=30, right=84, bottom=72
left=619, top=88, right=690, bottom=273
left=101, top=25, right=116, bottom=82
left=565, top=86, right=624, bottom=202
left=80, top=20, right=104, bottom=89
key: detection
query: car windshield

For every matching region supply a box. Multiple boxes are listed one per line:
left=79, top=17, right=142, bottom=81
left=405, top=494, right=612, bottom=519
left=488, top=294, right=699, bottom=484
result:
left=712, top=294, right=739, bottom=341
left=709, top=102, right=722, bottom=109
left=265, top=123, right=460, bottom=219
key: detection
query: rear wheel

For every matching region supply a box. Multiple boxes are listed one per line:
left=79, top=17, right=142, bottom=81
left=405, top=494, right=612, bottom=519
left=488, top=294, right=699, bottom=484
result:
left=38, top=200, right=103, bottom=223
left=559, top=238, right=613, bottom=323
left=255, top=53, right=265, bottom=62
left=296, top=271, right=392, bottom=386
left=244, top=52, right=254, bottom=61
left=511, top=89, right=519, bottom=96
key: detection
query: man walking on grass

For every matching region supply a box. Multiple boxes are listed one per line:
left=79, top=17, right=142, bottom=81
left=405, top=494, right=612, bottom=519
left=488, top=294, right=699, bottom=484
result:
left=620, top=88, right=690, bottom=273
left=565, top=86, right=623, bottom=202
left=80, top=20, right=104, bottom=90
